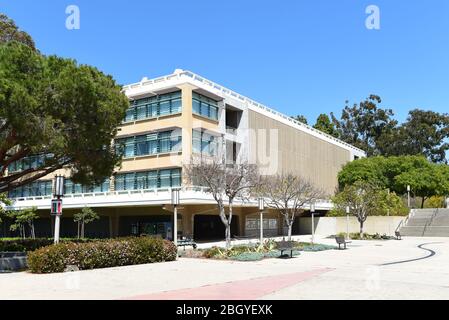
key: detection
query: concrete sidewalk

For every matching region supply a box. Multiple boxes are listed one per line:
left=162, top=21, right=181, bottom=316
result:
left=1, top=236, right=448, bottom=300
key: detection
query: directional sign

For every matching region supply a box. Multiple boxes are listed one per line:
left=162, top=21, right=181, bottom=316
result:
left=51, top=199, right=63, bottom=215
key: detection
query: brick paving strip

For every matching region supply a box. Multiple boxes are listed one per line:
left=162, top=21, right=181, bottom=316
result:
left=124, top=268, right=333, bottom=300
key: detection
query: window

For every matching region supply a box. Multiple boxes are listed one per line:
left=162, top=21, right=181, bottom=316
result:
left=192, top=92, right=219, bottom=120
left=245, top=218, right=278, bottom=230
left=192, top=130, right=218, bottom=156
left=115, top=131, right=182, bottom=158
left=114, top=168, right=181, bottom=191
left=9, top=180, right=52, bottom=198
left=64, top=179, right=109, bottom=194
left=123, top=91, right=182, bottom=122
left=8, top=154, right=53, bottom=173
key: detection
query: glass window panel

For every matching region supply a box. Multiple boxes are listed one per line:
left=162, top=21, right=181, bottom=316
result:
left=210, top=106, right=218, bottom=120
left=125, top=108, right=135, bottom=122
left=115, top=175, right=125, bottom=191
left=125, top=173, right=135, bottom=190
left=125, top=137, right=134, bottom=157
left=159, top=101, right=170, bottom=116
left=148, top=171, right=158, bottom=189
left=135, top=135, right=148, bottom=156
left=136, top=172, right=148, bottom=189
left=171, top=169, right=181, bottom=187
left=159, top=169, right=171, bottom=188
left=192, top=99, right=201, bottom=115
left=149, top=103, right=158, bottom=117
left=136, top=105, right=147, bottom=120
left=171, top=98, right=182, bottom=113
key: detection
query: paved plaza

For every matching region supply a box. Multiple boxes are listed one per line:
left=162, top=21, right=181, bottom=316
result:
left=1, top=236, right=449, bottom=300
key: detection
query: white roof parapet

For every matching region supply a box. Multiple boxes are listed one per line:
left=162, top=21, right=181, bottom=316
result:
left=123, top=69, right=366, bottom=155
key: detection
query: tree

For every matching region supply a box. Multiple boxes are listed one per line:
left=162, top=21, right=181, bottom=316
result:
left=0, top=41, right=129, bottom=194
left=8, top=207, right=38, bottom=239
left=331, top=95, right=397, bottom=156
left=259, top=174, right=325, bottom=241
left=337, top=155, right=449, bottom=208
left=0, top=193, right=11, bottom=226
left=0, top=14, right=36, bottom=50
left=332, top=181, right=380, bottom=238
left=291, top=115, right=308, bottom=125
left=378, top=110, right=449, bottom=163
left=313, top=114, right=339, bottom=138
left=185, top=156, right=260, bottom=248
left=74, top=207, right=100, bottom=239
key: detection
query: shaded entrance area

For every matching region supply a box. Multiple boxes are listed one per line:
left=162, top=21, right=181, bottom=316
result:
left=194, top=215, right=239, bottom=241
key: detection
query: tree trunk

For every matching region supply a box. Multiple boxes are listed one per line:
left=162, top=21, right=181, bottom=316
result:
left=81, top=221, right=85, bottom=239
left=30, top=222, right=35, bottom=239
left=287, top=222, right=293, bottom=241
left=421, top=197, right=426, bottom=209
left=225, top=223, right=231, bottom=249
left=359, top=220, right=364, bottom=239
left=77, top=221, right=80, bottom=239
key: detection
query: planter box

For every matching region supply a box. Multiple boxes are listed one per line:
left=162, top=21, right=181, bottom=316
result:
left=0, top=252, right=28, bottom=272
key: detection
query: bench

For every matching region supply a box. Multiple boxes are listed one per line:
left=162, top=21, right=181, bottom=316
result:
left=335, top=236, right=351, bottom=250
left=275, top=240, right=295, bottom=258
left=395, top=231, right=402, bottom=240
left=177, top=237, right=197, bottom=250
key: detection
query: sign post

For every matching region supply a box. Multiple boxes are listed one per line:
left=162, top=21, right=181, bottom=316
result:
left=258, top=198, right=265, bottom=245
left=171, top=188, right=180, bottom=247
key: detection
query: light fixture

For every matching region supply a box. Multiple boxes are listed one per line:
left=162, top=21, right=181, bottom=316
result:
left=53, top=175, right=65, bottom=198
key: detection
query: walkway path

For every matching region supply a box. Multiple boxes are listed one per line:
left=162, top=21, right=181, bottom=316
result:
left=1, top=236, right=448, bottom=300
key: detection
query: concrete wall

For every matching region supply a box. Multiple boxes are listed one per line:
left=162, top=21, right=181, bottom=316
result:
left=248, top=110, right=352, bottom=195
left=299, top=216, right=406, bottom=236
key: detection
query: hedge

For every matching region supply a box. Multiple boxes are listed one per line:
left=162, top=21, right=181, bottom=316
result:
left=0, top=238, right=96, bottom=253
left=27, top=237, right=177, bottom=274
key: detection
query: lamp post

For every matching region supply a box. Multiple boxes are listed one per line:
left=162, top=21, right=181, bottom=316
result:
left=310, top=203, right=316, bottom=244
left=52, top=175, right=65, bottom=244
left=258, top=198, right=265, bottom=245
left=407, top=185, right=411, bottom=208
left=346, top=206, right=350, bottom=240
left=171, top=188, right=180, bottom=247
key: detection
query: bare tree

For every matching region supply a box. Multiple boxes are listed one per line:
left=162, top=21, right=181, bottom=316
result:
left=184, top=156, right=260, bottom=248
left=259, top=174, right=325, bottom=241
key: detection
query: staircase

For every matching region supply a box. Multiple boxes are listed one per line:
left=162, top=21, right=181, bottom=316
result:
left=400, top=208, right=449, bottom=237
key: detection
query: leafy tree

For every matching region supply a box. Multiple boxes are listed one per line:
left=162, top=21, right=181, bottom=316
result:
left=378, top=110, right=449, bottom=163
left=291, top=115, right=308, bottom=125
left=74, top=207, right=100, bottom=239
left=338, top=156, right=449, bottom=208
left=313, top=114, right=339, bottom=138
left=0, top=42, right=129, bottom=194
left=0, top=193, right=11, bottom=225
left=259, top=174, right=325, bottom=241
left=8, top=207, right=38, bottom=239
left=331, top=181, right=381, bottom=238
left=0, top=14, right=36, bottom=50
left=331, top=95, right=397, bottom=156
left=394, top=163, right=449, bottom=208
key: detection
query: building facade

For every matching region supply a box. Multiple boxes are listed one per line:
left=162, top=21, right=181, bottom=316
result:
left=4, top=69, right=365, bottom=240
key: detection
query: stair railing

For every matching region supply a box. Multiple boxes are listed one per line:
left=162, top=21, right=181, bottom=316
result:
left=422, top=208, right=439, bottom=236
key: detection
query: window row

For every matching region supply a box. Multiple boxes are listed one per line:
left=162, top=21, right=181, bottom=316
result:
left=9, top=180, right=53, bottom=198
left=115, top=130, right=182, bottom=158
left=124, top=91, right=182, bottom=122
left=192, top=92, right=219, bottom=120
left=8, top=154, right=54, bottom=173
left=115, top=168, right=181, bottom=191
left=245, top=218, right=279, bottom=230
left=64, top=179, right=110, bottom=195
left=192, top=130, right=219, bottom=156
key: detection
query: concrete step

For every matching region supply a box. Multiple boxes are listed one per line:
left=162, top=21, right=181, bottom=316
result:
left=400, top=226, right=449, bottom=237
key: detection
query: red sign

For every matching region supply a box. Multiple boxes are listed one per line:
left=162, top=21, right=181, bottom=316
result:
left=51, top=199, right=63, bottom=215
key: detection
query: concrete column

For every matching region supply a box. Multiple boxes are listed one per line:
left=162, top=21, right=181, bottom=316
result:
left=109, top=210, right=120, bottom=238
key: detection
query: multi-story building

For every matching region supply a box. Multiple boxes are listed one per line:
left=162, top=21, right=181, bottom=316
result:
left=3, top=69, right=365, bottom=240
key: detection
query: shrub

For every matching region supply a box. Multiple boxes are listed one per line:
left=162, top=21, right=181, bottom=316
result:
left=230, top=252, right=264, bottom=261
left=301, top=244, right=336, bottom=252
left=0, top=238, right=96, bottom=253
left=27, top=237, right=177, bottom=274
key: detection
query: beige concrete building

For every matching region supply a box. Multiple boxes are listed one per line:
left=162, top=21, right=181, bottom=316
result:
left=5, top=69, right=365, bottom=240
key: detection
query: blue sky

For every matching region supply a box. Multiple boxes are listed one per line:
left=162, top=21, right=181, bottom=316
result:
left=1, top=0, right=448, bottom=123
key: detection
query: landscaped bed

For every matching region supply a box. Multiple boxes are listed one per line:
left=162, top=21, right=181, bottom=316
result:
left=26, top=237, right=177, bottom=274
left=179, top=240, right=337, bottom=262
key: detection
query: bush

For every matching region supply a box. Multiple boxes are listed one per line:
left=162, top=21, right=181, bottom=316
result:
left=230, top=252, right=265, bottom=261
left=0, top=238, right=96, bottom=253
left=27, top=237, right=177, bottom=274
left=301, top=244, right=336, bottom=252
